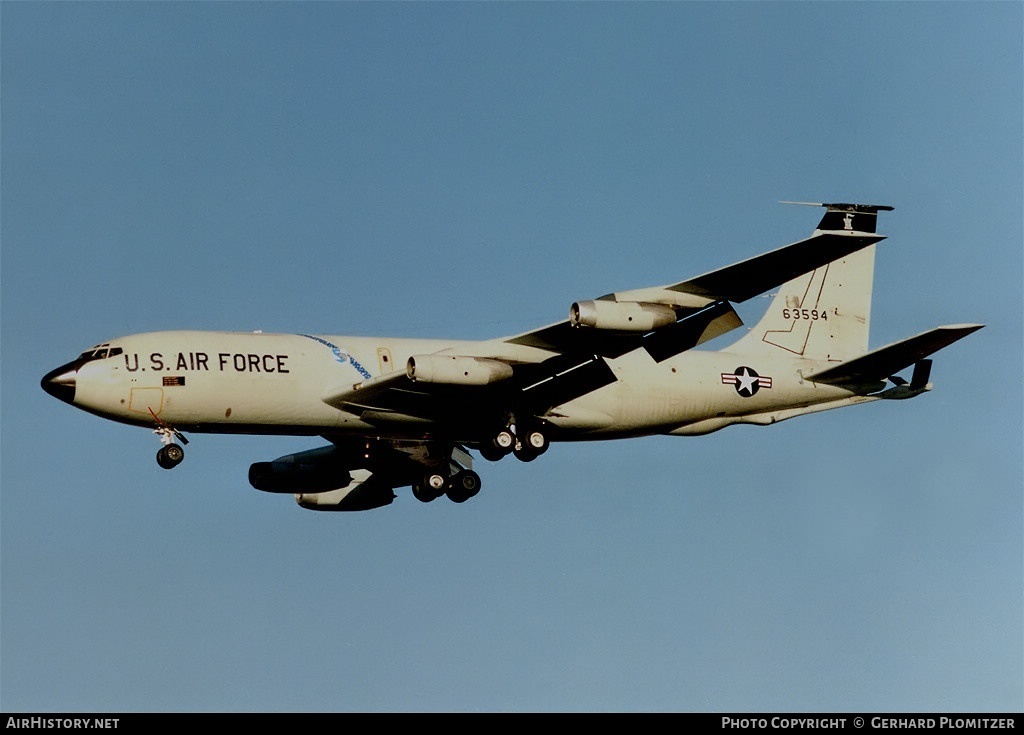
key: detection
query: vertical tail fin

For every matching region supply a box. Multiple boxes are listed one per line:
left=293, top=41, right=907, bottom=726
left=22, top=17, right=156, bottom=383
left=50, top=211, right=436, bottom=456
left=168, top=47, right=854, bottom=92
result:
left=727, top=203, right=893, bottom=362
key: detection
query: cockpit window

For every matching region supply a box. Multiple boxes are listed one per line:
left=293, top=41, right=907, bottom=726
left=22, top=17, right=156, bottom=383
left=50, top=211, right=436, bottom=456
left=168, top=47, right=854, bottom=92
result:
left=77, top=344, right=120, bottom=362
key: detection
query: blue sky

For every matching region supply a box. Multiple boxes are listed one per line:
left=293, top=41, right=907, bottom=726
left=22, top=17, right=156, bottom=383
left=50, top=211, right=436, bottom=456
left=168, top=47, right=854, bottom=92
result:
left=2, top=2, right=1021, bottom=712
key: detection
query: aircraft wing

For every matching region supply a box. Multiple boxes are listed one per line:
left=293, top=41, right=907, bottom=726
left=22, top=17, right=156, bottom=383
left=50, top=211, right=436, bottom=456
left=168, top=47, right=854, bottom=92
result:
left=323, top=300, right=745, bottom=425
left=323, top=369, right=408, bottom=412
left=662, top=232, right=884, bottom=302
left=323, top=350, right=619, bottom=425
left=325, top=226, right=885, bottom=426
left=804, top=324, right=984, bottom=385
left=506, top=231, right=884, bottom=355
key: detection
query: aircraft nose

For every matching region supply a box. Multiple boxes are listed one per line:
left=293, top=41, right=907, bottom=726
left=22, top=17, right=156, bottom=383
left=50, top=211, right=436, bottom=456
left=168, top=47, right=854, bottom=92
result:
left=41, top=362, right=79, bottom=404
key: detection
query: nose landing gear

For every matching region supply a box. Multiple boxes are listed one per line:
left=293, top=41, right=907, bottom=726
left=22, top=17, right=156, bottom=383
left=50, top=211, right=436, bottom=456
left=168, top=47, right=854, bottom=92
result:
left=152, top=416, right=189, bottom=470
left=156, top=442, right=185, bottom=469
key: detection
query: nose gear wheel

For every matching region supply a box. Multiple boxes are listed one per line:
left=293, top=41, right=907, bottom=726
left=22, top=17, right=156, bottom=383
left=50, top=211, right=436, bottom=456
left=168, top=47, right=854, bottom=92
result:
left=156, top=443, right=185, bottom=469
left=152, top=419, right=188, bottom=470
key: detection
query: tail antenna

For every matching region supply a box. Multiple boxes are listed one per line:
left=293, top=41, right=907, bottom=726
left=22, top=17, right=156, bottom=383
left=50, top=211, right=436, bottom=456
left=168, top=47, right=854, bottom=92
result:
left=780, top=201, right=895, bottom=234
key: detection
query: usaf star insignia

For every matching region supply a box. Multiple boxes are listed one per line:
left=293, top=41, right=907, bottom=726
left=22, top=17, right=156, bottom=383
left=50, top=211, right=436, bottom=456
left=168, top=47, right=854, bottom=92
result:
left=721, top=366, right=773, bottom=397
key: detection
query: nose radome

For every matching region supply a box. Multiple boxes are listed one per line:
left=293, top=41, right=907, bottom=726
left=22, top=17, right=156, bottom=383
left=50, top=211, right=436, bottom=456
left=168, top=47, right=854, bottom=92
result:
left=41, top=363, right=78, bottom=404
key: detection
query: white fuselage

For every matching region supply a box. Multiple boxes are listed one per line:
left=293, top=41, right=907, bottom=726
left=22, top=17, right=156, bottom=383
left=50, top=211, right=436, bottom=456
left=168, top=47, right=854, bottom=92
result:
left=66, top=330, right=870, bottom=441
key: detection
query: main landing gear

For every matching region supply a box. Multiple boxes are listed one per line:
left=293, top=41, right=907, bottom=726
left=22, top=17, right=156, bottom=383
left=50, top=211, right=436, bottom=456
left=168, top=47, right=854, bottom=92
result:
left=154, top=424, right=188, bottom=470
left=480, top=423, right=550, bottom=463
left=411, top=467, right=482, bottom=504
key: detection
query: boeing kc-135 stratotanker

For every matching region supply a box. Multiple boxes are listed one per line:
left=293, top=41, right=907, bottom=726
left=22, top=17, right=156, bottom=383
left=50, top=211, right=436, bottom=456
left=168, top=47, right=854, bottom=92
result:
left=41, top=203, right=982, bottom=511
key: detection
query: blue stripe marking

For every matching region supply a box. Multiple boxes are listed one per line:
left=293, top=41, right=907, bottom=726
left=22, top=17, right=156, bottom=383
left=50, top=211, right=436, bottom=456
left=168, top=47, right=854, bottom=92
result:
left=299, top=334, right=372, bottom=380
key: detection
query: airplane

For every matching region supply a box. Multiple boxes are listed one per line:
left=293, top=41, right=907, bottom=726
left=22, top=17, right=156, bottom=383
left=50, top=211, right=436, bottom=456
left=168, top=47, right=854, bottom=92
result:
left=41, top=202, right=982, bottom=512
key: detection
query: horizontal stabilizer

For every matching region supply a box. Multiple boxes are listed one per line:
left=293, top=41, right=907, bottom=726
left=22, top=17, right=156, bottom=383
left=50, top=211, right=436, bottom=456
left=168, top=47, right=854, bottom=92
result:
left=805, top=324, right=983, bottom=385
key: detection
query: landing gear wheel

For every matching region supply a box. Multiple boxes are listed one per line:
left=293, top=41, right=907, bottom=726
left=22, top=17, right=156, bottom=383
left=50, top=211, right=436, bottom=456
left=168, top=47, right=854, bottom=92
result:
left=446, top=470, right=481, bottom=503
left=513, top=427, right=548, bottom=462
left=513, top=446, right=538, bottom=462
left=156, top=443, right=185, bottom=470
left=412, top=481, right=442, bottom=503
left=492, top=429, right=515, bottom=451
left=522, top=429, right=549, bottom=455
left=413, top=470, right=447, bottom=502
left=479, top=444, right=506, bottom=462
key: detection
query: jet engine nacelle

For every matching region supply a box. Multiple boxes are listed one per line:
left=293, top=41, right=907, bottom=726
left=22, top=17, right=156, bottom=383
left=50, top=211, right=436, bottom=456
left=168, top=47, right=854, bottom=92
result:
left=570, top=300, right=678, bottom=331
left=295, top=469, right=396, bottom=512
left=248, top=461, right=351, bottom=494
left=248, top=445, right=350, bottom=494
left=406, top=354, right=514, bottom=385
